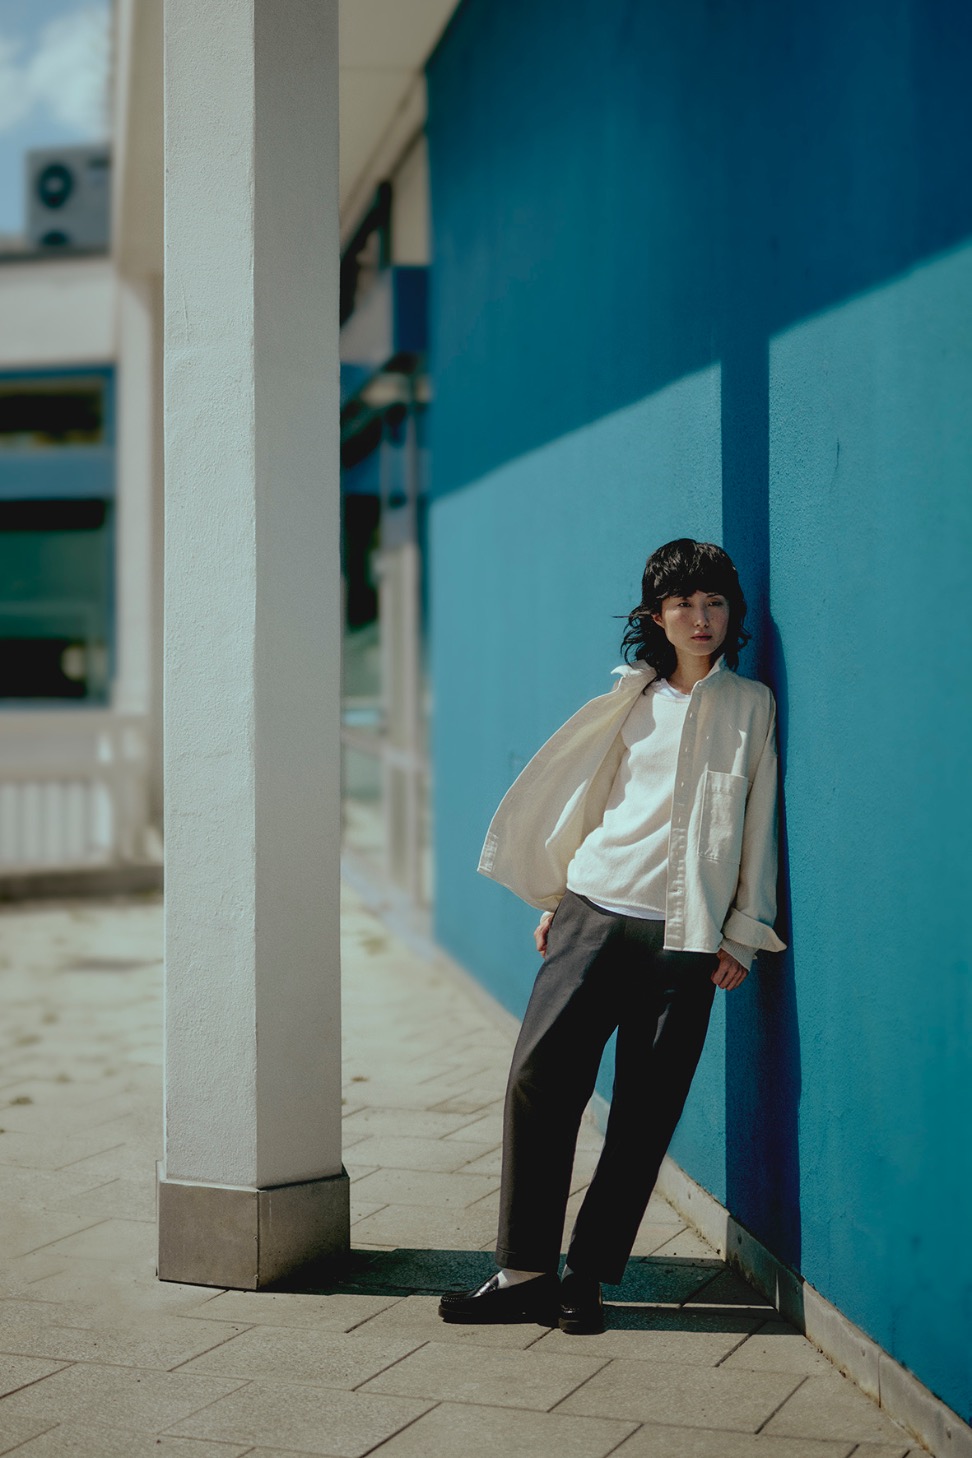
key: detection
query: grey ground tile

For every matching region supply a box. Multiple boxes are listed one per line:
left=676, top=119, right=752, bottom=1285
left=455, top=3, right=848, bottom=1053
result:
left=0, top=1208, right=112, bottom=1262
left=684, top=1268, right=775, bottom=1309
left=455, top=1146, right=503, bottom=1177
left=350, top=1201, right=387, bottom=1226
left=177, top=1325, right=424, bottom=1389
left=341, top=1136, right=489, bottom=1173
left=534, top=1307, right=760, bottom=1363
left=0, top=1417, right=59, bottom=1455
left=0, top=1096, right=141, bottom=1140
left=338, top=1082, right=444, bottom=1112
left=351, top=1293, right=554, bottom=1349
left=345, top=1165, right=379, bottom=1184
left=25, top=1218, right=156, bottom=1263
left=0, top=1254, right=70, bottom=1299
left=365, top=1400, right=638, bottom=1457
left=608, top=1257, right=723, bottom=1306
left=0, top=1165, right=117, bottom=1209
left=182, top=1290, right=398, bottom=1331
left=8, top=1267, right=216, bottom=1315
left=762, top=1371, right=916, bottom=1444
left=644, top=1194, right=694, bottom=1224
left=351, top=1166, right=499, bottom=1210
left=428, top=1091, right=504, bottom=1115
left=721, top=1320, right=839, bottom=1375
left=48, top=1142, right=157, bottom=1184
left=443, top=1111, right=503, bottom=1144
left=340, top=1107, right=484, bottom=1140
left=348, top=1202, right=497, bottom=1250
left=849, top=1445, right=917, bottom=1458
left=649, top=1228, right=719, bottom=1260
left=608, top=1425, right=855, bottom=1458
left=0, top=1127, right=129, bottom=1172
left=164, top=1381, right=433, bottom=1456
left=343, top=1245, right=496, bottom=1294
left=53, top=1176, right=157, bottom=1223
left=628, top=1222, right=690, bottom=1257
left=0, top=1302, right=250, bottom=1370
left=6, top=1424, right=252, bottom=1456
left=0, top=1363, right=247, bottom=1432
left=0, top=1354, right=67, bottom=1397
left=557, top=1357, right=804, bottom=1431
left=359, top=1339, right=607, bottom=1411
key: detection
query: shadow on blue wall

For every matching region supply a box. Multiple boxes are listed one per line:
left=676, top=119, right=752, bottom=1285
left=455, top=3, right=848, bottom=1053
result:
left=721, top=336, right=802, bottom=1269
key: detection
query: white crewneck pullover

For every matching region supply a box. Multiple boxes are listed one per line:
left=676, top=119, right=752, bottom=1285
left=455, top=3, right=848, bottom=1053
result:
left=565, top=678, right=689, bottom=918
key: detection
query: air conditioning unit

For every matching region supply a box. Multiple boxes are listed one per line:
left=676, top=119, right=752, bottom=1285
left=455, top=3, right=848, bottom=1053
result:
left=25, top=145, right=111, bottom=252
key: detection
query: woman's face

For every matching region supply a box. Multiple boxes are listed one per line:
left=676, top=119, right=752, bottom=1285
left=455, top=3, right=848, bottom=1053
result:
left=652, top=589, right=730, bottom=661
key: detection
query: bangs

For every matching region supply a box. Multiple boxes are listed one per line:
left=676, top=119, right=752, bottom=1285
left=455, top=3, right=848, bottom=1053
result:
left=662, top=578, right=733, bottom=601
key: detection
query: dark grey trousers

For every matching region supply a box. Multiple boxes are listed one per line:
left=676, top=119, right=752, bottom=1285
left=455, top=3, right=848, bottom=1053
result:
left=495, top=889, right=718, bottom=1285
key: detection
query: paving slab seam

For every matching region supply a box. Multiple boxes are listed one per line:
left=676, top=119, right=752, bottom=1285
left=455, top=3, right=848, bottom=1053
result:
left=54, top=1141, right=128, bottom=1170
left=16, top=1218, right=123, bottom=1259
left=711, top=1314, right=775, bottom=1367
left=540, top=1356, right=617, bottom=1413
left=163, top=1324, right=263, bottom=1372
left=151, top=1374, right=254, bottom=1433
left=345, top=1339, right=438, bottom=1393
left=0, top=1421, right=63, bottom=1454
left=0, top=1360, right=73, bottom=1399
left=360, top=1397, right=446, bottom=1457
left=752, top=1371, right=811, bottom=1433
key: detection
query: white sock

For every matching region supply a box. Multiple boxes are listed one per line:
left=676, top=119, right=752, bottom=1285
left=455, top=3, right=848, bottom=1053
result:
left=497, top=1267, right=547, bottom=1288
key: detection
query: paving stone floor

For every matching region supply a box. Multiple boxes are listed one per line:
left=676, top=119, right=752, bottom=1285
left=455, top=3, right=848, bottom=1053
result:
left=0, top=885, right=927, bottom=1457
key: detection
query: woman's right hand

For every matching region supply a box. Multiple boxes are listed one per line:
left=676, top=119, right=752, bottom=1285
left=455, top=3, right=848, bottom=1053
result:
left=534, top=911, right=555, bottom=957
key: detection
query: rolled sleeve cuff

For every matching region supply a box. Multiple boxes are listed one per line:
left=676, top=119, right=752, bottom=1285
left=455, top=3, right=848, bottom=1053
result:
left=722, top=908, right=787, bottom=957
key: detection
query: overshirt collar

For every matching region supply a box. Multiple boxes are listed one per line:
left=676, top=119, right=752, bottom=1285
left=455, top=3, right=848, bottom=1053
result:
left=611, top=654, right=728, bottom=688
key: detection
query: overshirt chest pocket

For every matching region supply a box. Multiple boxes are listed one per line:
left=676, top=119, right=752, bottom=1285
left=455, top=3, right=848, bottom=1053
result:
left=697, top=770, right=748, bottom=863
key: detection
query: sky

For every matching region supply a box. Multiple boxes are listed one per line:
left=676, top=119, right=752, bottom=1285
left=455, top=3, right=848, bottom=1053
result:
left=0, top=0, right=110, bottom=238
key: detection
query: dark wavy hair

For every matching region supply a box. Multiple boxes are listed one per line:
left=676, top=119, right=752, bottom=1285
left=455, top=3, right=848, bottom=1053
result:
left=620, top=538, right=751, bottom=675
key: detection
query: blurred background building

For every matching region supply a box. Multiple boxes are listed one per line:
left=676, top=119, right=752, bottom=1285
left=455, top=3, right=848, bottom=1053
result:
left=1, top=0, right=970, bottom=1434
left=0, top=0, right=155, bottom=881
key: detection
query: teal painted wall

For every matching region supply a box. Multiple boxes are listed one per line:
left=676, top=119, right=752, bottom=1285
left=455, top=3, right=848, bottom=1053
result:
left=426, top=0, right=972, bottom=1421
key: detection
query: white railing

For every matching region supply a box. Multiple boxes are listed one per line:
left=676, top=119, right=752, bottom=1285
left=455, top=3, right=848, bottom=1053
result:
left=0, top=711, right=151, bottom=870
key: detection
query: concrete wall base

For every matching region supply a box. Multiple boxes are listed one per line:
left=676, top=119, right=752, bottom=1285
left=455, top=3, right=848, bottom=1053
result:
left=654, top=1154, right=972, bottom=1458
left=157, top=1167, right=349, bottom=1290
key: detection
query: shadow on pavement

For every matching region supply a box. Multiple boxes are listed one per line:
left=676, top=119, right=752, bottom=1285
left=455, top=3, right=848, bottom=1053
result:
left=272, top=1248, right=776, bottom=1330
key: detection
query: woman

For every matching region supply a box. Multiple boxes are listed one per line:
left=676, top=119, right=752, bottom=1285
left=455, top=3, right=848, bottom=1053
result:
left=438, top=538, right=785, bottom=1334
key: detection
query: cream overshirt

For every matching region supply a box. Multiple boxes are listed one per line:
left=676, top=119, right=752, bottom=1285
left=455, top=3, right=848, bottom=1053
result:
left=478, top=657, right=786, bottom=970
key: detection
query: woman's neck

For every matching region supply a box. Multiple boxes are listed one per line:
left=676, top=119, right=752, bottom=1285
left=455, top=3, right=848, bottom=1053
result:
left=667, top=654, right=715, bottom=694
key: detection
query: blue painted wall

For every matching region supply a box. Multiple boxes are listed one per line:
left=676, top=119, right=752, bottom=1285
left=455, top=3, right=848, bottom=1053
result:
left=426, top=0, right=972, bottom=1421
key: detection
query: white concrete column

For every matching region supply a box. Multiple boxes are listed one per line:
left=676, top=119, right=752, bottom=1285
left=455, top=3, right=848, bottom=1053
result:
left=159, top=0, right=346, bottom=1288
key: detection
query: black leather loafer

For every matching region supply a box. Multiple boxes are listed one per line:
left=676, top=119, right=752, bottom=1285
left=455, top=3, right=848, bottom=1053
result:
left=438, top=1272, right=559, bottom=1325
left=558, top=1271, right=604, bottom=1334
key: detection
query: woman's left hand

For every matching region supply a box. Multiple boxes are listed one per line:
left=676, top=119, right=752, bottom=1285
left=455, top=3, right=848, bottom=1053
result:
left=711, top=950, right=748, bottom=990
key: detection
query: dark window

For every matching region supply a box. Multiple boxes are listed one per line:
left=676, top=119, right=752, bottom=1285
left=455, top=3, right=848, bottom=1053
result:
left=0, top=379, right=105, bottom=447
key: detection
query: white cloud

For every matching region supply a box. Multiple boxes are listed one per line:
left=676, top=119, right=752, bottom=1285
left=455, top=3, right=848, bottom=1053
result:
left=0, top=2, right=110, bottom=139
